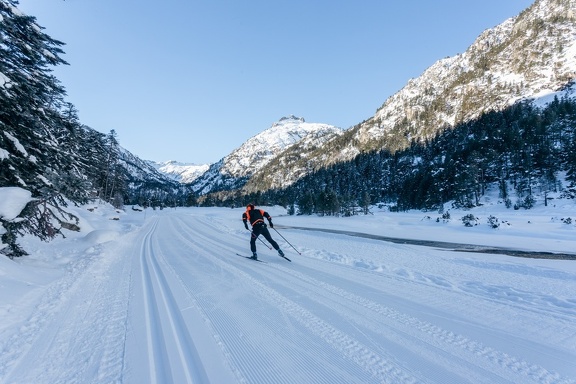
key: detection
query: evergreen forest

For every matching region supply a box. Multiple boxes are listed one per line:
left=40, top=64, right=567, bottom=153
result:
left=220, top=95, right=576, bottom=215
left=0, top=2, right=185, bottom=256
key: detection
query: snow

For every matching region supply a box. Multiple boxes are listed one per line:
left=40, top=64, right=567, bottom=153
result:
left=533, top=83, right=576, bottom=109
left=0, top=187, right=32, bottom=220
left=0, top=191, right=575, bottom=383
left=2, top=132, right=28, bottom=157
left=0, top=72, right=11, bottom=89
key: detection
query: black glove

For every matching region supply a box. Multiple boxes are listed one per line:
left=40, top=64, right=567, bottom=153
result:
left=244, top=223, right=249, bottom=230
left=269, top=221, right=273, bottom=228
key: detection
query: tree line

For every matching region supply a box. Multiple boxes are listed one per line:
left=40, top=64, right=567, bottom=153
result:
left=0, top=2, right=186, bottom=256
left=211, top=95, right=576, bottom=215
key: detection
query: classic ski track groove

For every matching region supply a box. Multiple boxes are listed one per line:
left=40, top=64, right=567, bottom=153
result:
left=166, top=217, right=334, bottom=383
left=138, top=218, right=209, bottom=383
left=168, top=215, right=422, bottom=383
left=169, top=214, right=573, bottom=384
left=254, top=262, right=565, bottom=384
left=1, top=211, right=572, bottom=383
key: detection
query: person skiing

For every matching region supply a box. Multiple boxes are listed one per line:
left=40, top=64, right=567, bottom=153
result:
left=242, top=204, right=285, bottom=260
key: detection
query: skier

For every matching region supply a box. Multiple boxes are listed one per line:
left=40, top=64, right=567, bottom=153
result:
left=242, top=204, right=285, bottom=260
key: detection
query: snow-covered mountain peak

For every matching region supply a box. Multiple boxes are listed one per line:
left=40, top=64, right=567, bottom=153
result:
left=272, top=115, right=306, bottom=126
left=150, top=160, right=210, bottom=184
left=223, top=116, right=342, bottom=176
left=189, top=116, right=342, bottom=194
left=176, top=0, right=576, bottom=196
left=234, top=0, right=576, bottom=192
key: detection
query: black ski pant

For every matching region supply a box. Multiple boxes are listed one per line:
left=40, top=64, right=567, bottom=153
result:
left=250, top=223, right=279, bottom=253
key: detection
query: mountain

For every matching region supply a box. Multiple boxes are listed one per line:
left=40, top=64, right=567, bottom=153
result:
left=186, top=0, right=576, bottom=198
left=115, top=147, right=182, bottom=193
left=0, top=2, right=179, bottom=204
left=244, top=0, right=576, bottom=194
left=150, top=160, right=209, bottom=184
left=3, top=0, right=576, bottom=254
left=189, top=115, right=343, bottom=194
left=325, top=0, right=576, bottom=164
left=0, top=1, right=187, bottom=255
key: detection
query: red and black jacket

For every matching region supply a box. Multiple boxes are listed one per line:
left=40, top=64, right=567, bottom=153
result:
left=243, top=207, right=272, bottom=227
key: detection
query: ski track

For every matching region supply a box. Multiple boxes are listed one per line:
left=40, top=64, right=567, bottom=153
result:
left=213, top=214, right=575, bottom=382
left=166, top=216, right=408, bottom=384
left=163, top=213, right=575, bottom=384
left=1, top=210, right=575, bottom=383
left=133, top=218, right=210, bottom=383
left=258, top=264, right=566, bottom=384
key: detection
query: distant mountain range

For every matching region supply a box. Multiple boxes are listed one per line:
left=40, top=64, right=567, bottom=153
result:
left=152, top=115, right=342, bottom=191
left=150, top=160, right=209, bottom=184
left=155, top=0, right=576, bottom=196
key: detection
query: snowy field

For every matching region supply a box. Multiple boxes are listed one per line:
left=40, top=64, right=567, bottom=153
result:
left=0, top=192, right=575, bottom=383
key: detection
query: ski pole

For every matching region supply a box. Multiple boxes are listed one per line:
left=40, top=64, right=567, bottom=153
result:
left=273, top=228, right=301, bottom=255
left=247, top=228, right=272, bottom=249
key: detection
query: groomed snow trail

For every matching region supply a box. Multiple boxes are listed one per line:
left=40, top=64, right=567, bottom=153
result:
left=1, top=208, right=575, bottom=383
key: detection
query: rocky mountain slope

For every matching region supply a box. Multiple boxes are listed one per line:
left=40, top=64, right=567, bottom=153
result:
left=189, top=115, right=342, bottom=194
left=233, top=0, right=576, bottom=193
left=331, top=0, right=576, bottom=164
left=161, top=0, right=575, bottom=197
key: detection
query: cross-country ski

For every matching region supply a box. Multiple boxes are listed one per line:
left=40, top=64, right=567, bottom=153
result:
left=235, top=253, right=267, bottom=263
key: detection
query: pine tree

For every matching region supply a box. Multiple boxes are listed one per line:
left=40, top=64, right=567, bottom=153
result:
left=0, top=0, right=68, bottom=194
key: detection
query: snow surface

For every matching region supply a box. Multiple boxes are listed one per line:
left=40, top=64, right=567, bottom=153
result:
left=0, top=187, right=32, bottom=221
left=0, top=193, right=575, bottom=383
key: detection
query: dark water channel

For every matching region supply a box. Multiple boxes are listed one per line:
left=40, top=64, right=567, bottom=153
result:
left=283, top=226, right=576, bottom=260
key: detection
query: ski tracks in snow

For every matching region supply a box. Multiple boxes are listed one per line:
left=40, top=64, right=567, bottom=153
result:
left=260, top=263, right=570, bottom=384
left=126, top=218, right=210, bottom=384
left=1, top=209, right=574, bottom=383
left=166, top=213, right=575, bottom=384
left=164, top=216, right=400, bottom=383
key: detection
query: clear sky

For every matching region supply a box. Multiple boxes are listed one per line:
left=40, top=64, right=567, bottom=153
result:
left=17, top=0, right=534, bottom=165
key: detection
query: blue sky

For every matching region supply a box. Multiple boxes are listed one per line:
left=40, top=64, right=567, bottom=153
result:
left=18, top=0, right=534, bottom=165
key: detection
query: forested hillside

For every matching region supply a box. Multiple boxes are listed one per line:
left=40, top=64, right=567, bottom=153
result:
left=220, top=94, right=576, bottom=214
left=219, top=0, right=576, bottom=198
left=0, top=1, right=185, bottom=257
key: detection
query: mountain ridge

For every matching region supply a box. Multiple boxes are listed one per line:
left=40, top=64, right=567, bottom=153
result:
left=149, top=160, right=209, bottom=184
left=334, top=0, right=576, bottom=164
left=188, top=115, right=343, bottom=194
left=161, top=0, right=576, bottom=196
